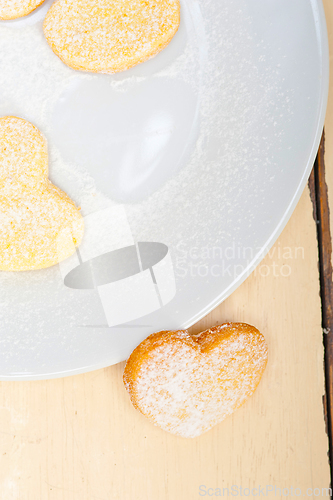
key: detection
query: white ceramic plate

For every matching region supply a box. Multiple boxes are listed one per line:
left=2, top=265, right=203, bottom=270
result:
left=0, top=0, right=328, bottom=379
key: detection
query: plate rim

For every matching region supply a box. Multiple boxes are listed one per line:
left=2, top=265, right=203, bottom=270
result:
left=0, top=0, right=329, bottom=380
left=181, top=0, right=330, bottom=328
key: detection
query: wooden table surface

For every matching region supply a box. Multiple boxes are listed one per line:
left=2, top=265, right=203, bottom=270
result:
left=1, top=3, right=333, bottom=499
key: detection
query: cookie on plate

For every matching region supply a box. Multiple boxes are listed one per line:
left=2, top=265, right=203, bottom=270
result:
left=43, top=0, right=180, bottom=73
left=123, top=323, right=268, bottom=438
left=0, top=0, right=45, bottom=20
left=0, top=116, right=84, bottom=271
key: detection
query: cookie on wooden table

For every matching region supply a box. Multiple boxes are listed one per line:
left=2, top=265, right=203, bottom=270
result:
left=123, top=323, right=268, bottom=438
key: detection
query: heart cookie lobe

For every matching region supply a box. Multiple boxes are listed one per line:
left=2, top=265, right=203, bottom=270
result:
left=123, top=323, right=268, bottom=438
left=0, top=116, right=84, bottom=271
left=43, top=0, right=180, bottom=73
left=0, top=0, right=45, bottom=20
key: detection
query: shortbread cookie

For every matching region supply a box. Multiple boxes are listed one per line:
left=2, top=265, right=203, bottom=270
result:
left=123, top=323, right=268, bottom=438
left=0, top=116, right=84, bottom=271
left=0, top=0, right=45, bottom=20
left=43, top=0, right=180, bottom=73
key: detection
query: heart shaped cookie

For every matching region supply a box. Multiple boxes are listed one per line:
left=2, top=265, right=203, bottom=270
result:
left=123, top=323, right=268, bottom=438
left=43, top=0, right=180, bottom=74
left=0, top=116, right=84, bottom=271
left=0, top=0, right=45, bottom=20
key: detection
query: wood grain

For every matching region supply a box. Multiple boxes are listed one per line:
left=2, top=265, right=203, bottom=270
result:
left=309, top=132, right=333, bottom=471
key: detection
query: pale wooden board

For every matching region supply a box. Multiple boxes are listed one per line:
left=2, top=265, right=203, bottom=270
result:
left=0, top=186, right=329, bottom=499
left=1, top=4, right=332, bottom=497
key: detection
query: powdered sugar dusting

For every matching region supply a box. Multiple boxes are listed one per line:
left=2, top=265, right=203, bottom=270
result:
left=0, top=0, right=45, bottom=20
left=0, top=0, right=311, bottom=378
left=124, top=324, right=268, bottom=438
left=43, top=0, right=180, bottom=73
left=0, top=116, right=84, bottom=270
